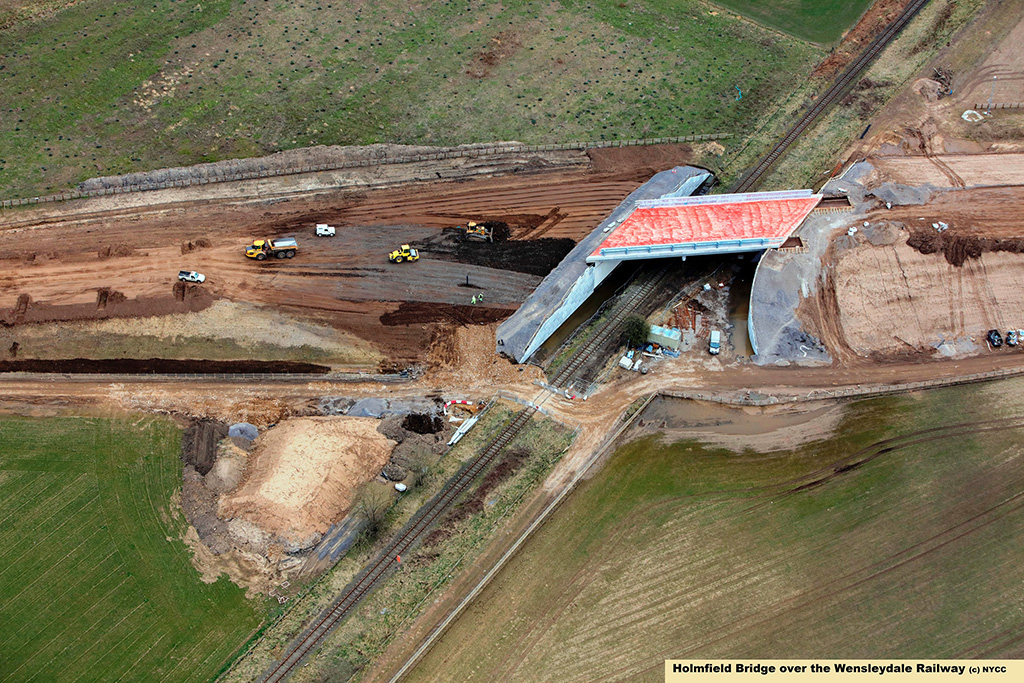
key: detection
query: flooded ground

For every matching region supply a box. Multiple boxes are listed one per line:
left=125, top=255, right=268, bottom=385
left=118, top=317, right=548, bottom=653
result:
left=726, top=254, right=757, bottom=359
left=635, top=395, right=847, bottom=452
left=530, top=262, right=641, bottom=365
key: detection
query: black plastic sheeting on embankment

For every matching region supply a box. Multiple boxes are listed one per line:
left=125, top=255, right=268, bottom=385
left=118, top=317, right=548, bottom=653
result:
left=0, top=358, right=331, bottom=374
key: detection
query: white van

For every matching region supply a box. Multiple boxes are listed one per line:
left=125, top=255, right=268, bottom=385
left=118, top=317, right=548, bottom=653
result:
left=709, top=330, right=721, bottom=355
left=315, top=223, right=336, bottom=237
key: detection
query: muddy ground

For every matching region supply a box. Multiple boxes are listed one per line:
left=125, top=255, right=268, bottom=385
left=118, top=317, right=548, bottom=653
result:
left=802, top=186, right=1024, bottom=361
left=0, top=145, right=698, bottom=367
left=181, top=418, right=230, bottom=476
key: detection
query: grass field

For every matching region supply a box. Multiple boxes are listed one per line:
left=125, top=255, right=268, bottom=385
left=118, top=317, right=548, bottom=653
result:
left=710, top=0, right=875, bottom=44
left=0, top=415, right=262, bottom=682
left=406, top=379, right=1024, bottom=681
left=0, top=0, right=823, bottom=198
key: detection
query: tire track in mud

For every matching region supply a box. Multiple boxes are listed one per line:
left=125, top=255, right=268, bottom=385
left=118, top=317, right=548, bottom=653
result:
left=288, top=178, right=642, bottom=241
left=487, top=521, right=640, bottom=680
left=957, top=624, right=1024, bottom=659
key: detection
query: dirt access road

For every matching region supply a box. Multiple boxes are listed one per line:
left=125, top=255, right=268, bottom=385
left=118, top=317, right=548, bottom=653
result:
left=0, top=145, right=694, bottom=364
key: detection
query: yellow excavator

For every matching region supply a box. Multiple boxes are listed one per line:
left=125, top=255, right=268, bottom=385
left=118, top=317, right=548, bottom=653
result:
left=388, top=244, right=420, bottom=263
left=464, top=221, right=493, bottom=242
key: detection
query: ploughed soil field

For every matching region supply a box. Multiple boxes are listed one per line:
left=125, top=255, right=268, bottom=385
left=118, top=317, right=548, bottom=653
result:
left=0, top=146, right=693, bottom=365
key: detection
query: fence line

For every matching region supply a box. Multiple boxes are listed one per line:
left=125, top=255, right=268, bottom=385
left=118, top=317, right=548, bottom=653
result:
left=661, top=365, right=1024, bottom=407
left=972, top=103, right=1023, bottom=110
left=0, top=134, right=730, bottom=210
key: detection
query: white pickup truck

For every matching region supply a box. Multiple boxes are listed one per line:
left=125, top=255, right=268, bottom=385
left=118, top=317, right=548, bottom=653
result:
left=178, top=270, right=206, bottom=283
left=315, top=223, right=336, bottom=236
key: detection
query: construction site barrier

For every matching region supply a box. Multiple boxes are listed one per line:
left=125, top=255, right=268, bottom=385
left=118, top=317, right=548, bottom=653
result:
left=0, top=133, right=731, bottom=210
left=972, top=103, right=1024, bottom=110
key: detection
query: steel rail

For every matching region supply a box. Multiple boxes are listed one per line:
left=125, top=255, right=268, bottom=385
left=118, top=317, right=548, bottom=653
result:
left=549, top=266, right=669, bottom=389
left=732, top=0, right=930, bottom=193
left=258, top=406, right=536, bottom=683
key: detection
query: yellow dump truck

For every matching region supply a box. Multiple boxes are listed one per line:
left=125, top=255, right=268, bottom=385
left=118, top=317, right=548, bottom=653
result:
left=246, top=238, right=297, bottom=260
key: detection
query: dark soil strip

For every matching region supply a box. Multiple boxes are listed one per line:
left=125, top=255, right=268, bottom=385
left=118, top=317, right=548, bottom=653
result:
left=181, top=418, right=229, bottom=476
left=455, top=238, right=575, bottom=275
left=379, top=302, right=510, bottom=327
left=0, top=358, right=330, bottom=374
left=907, top=231, right=1024, bottom=267
left=411, top=229, right=575, bottom=276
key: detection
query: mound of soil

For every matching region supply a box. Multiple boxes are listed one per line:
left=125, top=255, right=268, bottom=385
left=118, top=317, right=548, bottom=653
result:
left=402, top=412, right=444, bottom=434
left=0, top=358, right=331, bottom=374
left=587, top=143, right=697, bottom=180
left=96, top=288, right=127, bottom=309
left=182, top=418, right=229, bottom=476
left=381, top=462, right=408, bottom=481
left=219, top=416, right=396, bottom=544
left=379, top=302, right=509, bottom=327
left=907, top=231, right=1024, bottom=266
left=2, top=289, right=213, bottom=326
left=181, top=238, right=212, bottom=254
left=455, top=238, right=574, bottom=275
left=97, top=244, right=134, bottom=259
left=411, top=229, right=574, bottom=275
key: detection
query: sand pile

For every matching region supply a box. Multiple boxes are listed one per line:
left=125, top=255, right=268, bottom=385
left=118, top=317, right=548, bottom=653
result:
left=219, top=417, right=396, bottom=549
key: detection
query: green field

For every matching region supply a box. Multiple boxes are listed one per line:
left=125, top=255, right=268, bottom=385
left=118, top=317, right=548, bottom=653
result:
left=0, top=415, right=262, bottom=682
left=0, top=0, right=823, bottom=198
left=711, top=0, right=875, bottom=44
left=407, top=380, right=1024, bottom=681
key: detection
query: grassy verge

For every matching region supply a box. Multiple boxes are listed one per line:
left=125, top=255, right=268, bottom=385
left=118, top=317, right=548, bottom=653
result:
left=405, top=378, right=1024, bottom=680
left=0, top=329, right=367, bottom=365
left=0, top=0, right=822, bottom=198
left=725, top=0, right=984, bottom=191
left=0, top=414, right=263, bottom=682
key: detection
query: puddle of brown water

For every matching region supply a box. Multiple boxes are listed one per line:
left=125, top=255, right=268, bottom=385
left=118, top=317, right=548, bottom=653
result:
left=635, top=397, right=846, bottom=452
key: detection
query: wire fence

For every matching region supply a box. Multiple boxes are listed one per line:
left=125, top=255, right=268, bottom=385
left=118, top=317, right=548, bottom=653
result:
left=661, top=364, right=1024, bottom=407
left=0, top=133, right=730, bottom=210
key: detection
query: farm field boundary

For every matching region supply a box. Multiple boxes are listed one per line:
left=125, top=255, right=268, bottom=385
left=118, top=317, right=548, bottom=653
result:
left=0, top=135, right=729, bottom=209
left=665, top=362, right=1024, bottom=406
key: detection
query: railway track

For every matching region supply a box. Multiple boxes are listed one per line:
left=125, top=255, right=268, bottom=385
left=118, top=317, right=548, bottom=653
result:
left=732, top=0, right=931, bottom=193
left=259, top=266, right=673, bottom=681
left=258, top=405, right=537, bottom=683
left=548, top=267, right=670, bottom=390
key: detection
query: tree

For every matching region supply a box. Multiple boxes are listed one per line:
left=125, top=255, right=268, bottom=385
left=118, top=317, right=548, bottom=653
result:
left=622, top=315, right=650, bottom=348
left=354, top=482, right=393, bottom=538
left=404, top=447, right=435, bottom=488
